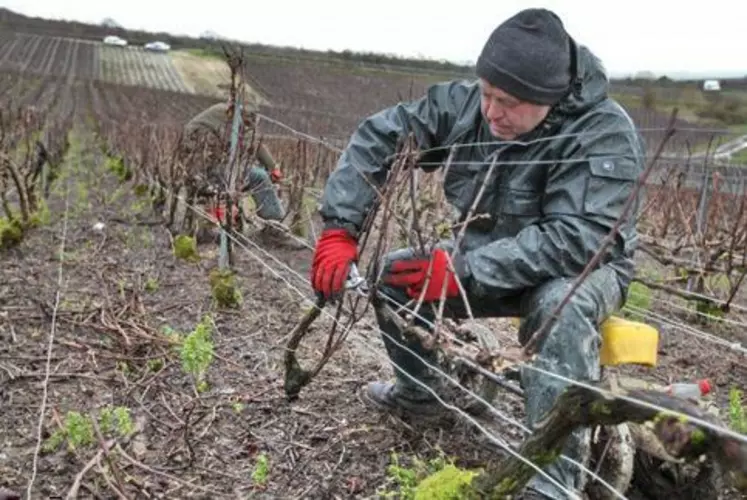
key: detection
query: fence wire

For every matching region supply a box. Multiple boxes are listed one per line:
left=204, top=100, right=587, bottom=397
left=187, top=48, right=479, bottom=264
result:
left=67, top=109, right=747, bottom=498
left=245, top=113, right=747, bottom=412
left=217, top=216, right=747, bottom=445
left=167, top=185, right=747, bottom=500
left=173, top=196, right=624, bottom=500
left=166, top=179, right=746, bottom=496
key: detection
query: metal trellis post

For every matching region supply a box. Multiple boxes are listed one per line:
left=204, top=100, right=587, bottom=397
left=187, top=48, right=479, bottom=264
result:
left=219, top=97, right=243, bottom=270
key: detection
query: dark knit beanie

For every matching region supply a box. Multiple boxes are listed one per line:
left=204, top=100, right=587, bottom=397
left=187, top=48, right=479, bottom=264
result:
left=476, top=8, right=572, bottom=105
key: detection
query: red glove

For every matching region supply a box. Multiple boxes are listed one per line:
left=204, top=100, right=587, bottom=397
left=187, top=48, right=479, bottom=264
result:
left=270, top=168, right=283, bottom=184
left=311, top=229, right=358, bottom=298
left=208, top=203, right=239, bottom=224
left=383, top=248, right=460, bottom=301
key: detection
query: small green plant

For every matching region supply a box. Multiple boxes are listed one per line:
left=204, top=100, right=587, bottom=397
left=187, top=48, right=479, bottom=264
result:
left=623, top=281, right=651, bottom=321
left=105, top=155, right=132, bottom=182
left=729, top=387, right=747, bottom=434
left=116, top=361, right=131, bottom=374
left=435, top=221, right=452, bottom=239
left=144, top=277, right=159, bottom=292
left=58, top=411, right=93, bottom=450
left=252, top=452, right=269, bottom=487
left=173, top=234, right=199, bottom=262
left=179, top=315, right=215, bottom=393
left=28, top=198, right=51, bottom=227
left=383, top=452, right=419, bottom=498
left=209, top=268, right=242, bottom=308
left=727, top=387, right=747, bottom=493
left=74, top=180, right=89, bottom=213
left=43, top=428, right=67, bottom=453
left=0, top=198, right=53, bottom=250
left=692, top=298, right=725, bottom=324
left=99, top=405, right=135, bottom=437
left=379, top=449, right=476, bottom=499
left=147, top=358, right=164, bottom=372
left=0, top=217, right=24, bottom=249
left=413, top=464, right=478, bottom=500
left=133, top=184, right=150, bottom=198
left=43, top=406, right=135, bottom=453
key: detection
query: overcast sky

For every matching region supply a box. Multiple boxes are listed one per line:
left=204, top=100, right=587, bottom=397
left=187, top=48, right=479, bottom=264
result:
left=3, top=0, right=745, bottom=78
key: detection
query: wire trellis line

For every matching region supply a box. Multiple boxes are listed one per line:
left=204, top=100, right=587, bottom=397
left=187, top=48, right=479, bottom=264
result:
left=175, top=190, right=746, bottom=499
left=237, top=116, right=747, bottom=443
left=163, top=178, right=743, bottom=498
left=255, top=111, right=745, bottom=161
left=92, top=106, right=747, bottom=497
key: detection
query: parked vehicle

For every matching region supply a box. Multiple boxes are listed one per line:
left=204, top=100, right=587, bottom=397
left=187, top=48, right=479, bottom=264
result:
left=103, top=35, right=127, bottom=47
left=702, top=79, right=721, bottom=92
left=144, top=41, right=170, bottom=52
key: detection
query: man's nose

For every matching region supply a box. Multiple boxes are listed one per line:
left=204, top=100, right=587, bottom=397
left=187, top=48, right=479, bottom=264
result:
left=486, top=101, right=504, bottom=121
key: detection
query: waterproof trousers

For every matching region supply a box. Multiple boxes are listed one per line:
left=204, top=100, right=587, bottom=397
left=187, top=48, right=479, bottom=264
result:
left=373, top=245, right=624, bottom=499
left=243, top=166, right=285, bottom=221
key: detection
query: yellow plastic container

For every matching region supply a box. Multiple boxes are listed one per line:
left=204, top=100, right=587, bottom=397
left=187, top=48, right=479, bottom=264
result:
left=508, top=315, right=659, bottom=367
left=600, top=315, right=659, bottom=367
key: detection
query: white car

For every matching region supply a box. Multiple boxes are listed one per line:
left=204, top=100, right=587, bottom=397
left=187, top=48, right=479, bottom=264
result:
left=103, top=35, right=127, bottom=47
left=144, top=41, right=171, bottom=52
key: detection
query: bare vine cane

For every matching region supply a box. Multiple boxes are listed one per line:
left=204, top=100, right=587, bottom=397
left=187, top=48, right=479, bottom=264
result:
left=283, top=263, right=369, bottom=400
left=282, top=137, right=416, bottom=400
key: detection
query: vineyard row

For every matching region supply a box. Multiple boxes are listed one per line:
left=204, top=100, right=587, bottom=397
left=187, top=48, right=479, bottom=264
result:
left=0, top=71, right=745, bottom=367
left=0, top=32, right=190, bottom=93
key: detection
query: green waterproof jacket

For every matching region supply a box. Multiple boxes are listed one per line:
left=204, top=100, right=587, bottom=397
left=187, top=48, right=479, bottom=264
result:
left=319, top=41, right=646, bottom=298
left=185, top=102, right=277, bottom=170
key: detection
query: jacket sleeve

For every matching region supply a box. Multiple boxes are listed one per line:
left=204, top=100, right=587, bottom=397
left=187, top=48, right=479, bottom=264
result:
left=459, top=114, right=646, bottom=297
left=319, top=80, right=473, bottom=237
left=256, top=143, right=276, bottom=170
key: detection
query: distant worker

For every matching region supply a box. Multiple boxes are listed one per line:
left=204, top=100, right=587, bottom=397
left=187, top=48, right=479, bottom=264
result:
left=184, top=101, right=305, bottom=249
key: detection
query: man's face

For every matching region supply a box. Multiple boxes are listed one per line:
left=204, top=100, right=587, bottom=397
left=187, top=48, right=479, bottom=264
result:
left=479, top=78, right=551, bottom=140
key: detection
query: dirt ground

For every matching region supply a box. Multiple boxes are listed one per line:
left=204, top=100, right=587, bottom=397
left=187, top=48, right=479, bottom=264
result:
left=1, top=131, right=746, bottom=499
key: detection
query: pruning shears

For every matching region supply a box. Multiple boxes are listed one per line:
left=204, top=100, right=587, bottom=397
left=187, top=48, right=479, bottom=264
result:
left=344, top=263, right=368, bottom=297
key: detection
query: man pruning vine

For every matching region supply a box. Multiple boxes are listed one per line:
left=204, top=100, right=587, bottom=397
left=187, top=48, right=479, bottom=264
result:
left=309, top=8, right=646, bottom=500
left=184, top=101, right=305, bottom=249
